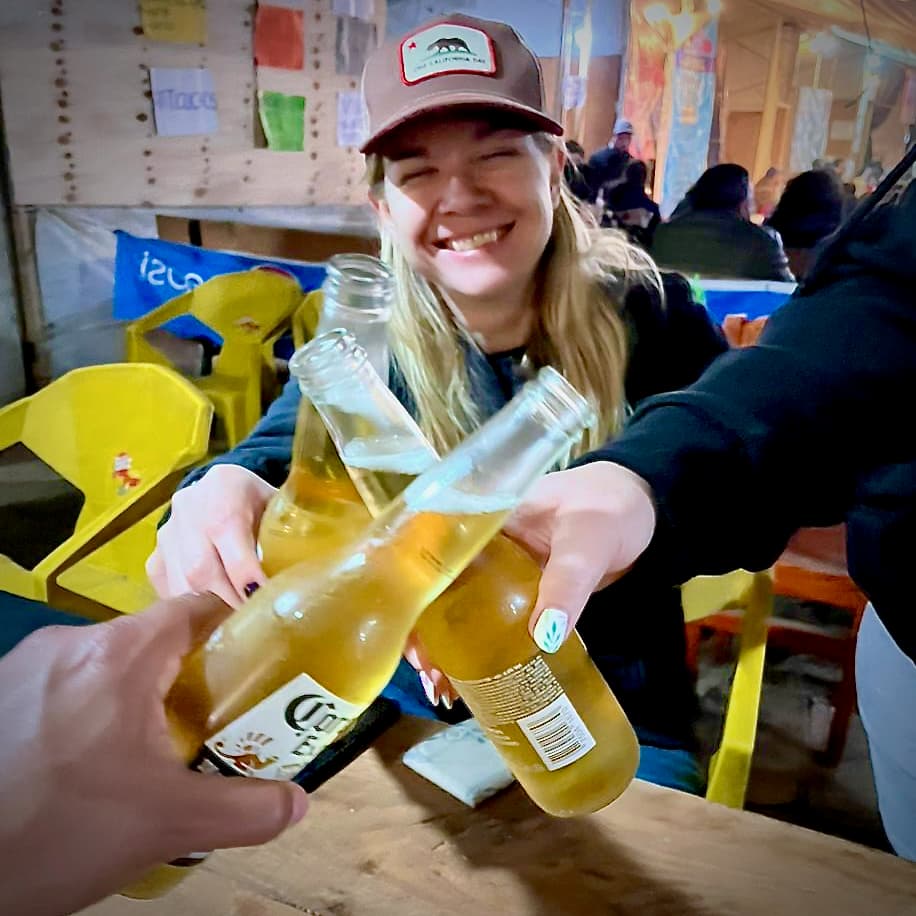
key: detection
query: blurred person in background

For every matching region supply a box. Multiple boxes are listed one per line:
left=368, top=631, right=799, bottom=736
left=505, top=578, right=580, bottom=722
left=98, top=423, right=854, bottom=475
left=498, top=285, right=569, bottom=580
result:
left=585, top=117, right=634, bottom=201
left=598, top=159, right=660, bottom=249
left=766, top=168, right=846, bottom=281
left=652, top=163, right=794, bottom=281
left=563, top=139, right=593, bottom=202
left=753, top=166, right=784, bottom=221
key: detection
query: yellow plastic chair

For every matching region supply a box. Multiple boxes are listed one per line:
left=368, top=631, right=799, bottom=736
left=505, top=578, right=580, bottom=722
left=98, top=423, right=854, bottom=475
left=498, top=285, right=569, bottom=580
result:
left=125, top=269, right=303, bottom=448
left=292, top=289, right=323, bottom=351
left=681, top=569, right=773, bottom=809
left=0, top=363, right=212, bottom=618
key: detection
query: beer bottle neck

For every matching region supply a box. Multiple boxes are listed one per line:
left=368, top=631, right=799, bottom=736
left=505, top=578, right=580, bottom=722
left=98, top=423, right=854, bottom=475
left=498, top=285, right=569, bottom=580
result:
left=286, top=397, right=360, bottom=502
left=294, top=330, right=438, bottom=515
left=317, top=254, right=394, bottom=380
left=397, top=366, right=596, bottom=518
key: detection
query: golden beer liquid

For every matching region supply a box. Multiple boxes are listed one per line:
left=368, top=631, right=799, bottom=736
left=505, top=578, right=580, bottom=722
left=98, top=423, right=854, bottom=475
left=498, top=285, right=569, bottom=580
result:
left=257, top=466, right=369, bottom=576
left=256, top=392, right=374, bottom=576
left=351, top=454, right=639, bottom=817
left=165, top=494, right=519, bottom=762
left=416, top=536, right=639, bottom=817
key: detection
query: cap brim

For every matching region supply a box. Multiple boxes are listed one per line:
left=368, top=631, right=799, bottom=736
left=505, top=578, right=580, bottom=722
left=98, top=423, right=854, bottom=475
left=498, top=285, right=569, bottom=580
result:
left=360, top=92, right=563, bottom=154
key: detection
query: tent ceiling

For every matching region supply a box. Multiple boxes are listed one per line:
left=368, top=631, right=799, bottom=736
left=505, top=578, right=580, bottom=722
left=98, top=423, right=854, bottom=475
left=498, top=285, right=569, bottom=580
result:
left=721, top=0, right=916, bottom=53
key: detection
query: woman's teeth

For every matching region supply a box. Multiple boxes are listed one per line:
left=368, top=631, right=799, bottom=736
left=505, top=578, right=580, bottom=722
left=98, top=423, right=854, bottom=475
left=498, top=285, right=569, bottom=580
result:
left=445, top=227, right=503, bottom=252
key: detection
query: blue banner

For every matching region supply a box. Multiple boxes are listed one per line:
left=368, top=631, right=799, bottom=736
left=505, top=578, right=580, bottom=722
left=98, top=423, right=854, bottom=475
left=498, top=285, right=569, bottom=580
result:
left=697, top=280, right=796, bottom=322
left=660, top=20, right=718, bottom=218
left=113, top=230, right=327, bottom=341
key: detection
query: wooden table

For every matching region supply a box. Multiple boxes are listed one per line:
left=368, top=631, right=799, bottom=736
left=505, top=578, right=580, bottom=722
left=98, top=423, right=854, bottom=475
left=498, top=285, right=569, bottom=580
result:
left=84, top=718, right=916, bottom=916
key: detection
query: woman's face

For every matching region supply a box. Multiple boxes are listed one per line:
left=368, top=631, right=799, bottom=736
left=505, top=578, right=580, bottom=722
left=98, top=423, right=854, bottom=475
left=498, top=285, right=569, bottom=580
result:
left=371, top=115, right=562, bottom=309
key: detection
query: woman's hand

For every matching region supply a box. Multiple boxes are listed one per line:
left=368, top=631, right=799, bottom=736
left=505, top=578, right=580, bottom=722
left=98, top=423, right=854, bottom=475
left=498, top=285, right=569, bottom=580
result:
left=503, top=462, right=658, bottom=652
left=403, top=633, right=460, bottom=710
left=147, top=465, right=277, bottom=608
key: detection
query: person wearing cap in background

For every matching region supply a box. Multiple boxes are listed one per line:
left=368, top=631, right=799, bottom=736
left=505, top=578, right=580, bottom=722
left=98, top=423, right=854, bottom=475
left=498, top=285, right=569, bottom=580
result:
left=150, top=13, right=727, bottom=795
left=584, top=117, right=634, bottom=202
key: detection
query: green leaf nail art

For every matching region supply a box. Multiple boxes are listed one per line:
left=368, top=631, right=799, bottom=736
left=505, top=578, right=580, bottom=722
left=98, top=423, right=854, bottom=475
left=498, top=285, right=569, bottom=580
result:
left=534, top=608, right=568, bottom=654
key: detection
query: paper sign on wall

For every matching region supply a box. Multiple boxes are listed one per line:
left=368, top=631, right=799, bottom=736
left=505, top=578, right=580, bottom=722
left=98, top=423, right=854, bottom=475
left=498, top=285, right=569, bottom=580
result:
left=150, top=68, right=219, bottom=136
left=254, top=4, right=305, bottom=70
left=336, top=16, right=377, bottom=76
left=337, top=90, right=367, bottom=147
left=333, top=0, right=374, bottom=20
left=258, top=90, right=306, bottom=151
left=140, top=0, right=207, bottom=45
left=562, top=75, right=586, bottom=110
left=790, top=87, right=832, bottom=174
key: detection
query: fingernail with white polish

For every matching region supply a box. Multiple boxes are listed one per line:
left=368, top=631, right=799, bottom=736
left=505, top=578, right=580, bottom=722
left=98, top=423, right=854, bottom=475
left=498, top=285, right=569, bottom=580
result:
left=419, top=671, right=437, bottom=706
left=533, top=608, right=569, bottom=654
left=441, top=693, right=453, bottom=711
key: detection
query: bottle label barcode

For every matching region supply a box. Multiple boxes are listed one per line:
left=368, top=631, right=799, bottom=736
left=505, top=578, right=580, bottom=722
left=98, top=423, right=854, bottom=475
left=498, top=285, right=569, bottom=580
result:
left=516, top=693, right=596, bottom=771
left=451, top=656, right=596, bottom=770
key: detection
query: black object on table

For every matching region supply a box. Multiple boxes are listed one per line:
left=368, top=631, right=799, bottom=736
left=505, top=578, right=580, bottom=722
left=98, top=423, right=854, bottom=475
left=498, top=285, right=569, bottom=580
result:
left=293, top=697, right=402, bottom=793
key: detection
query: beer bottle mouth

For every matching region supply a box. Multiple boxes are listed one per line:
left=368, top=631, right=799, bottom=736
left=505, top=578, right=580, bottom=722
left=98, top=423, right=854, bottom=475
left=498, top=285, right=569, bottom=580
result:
left=289, top=328, right=373, bottom=393
left=521, top=366, right=597, bottom=437
left=324, top=253, right=396, bottom=314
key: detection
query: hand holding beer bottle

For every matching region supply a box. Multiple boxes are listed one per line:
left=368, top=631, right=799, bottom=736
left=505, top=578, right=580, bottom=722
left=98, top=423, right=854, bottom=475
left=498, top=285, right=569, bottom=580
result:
left=148, top=254, right=396, bottom=605
left=0, top=594, right=307, bottom=916
left=126, top=346, right=594, bottom=898
left=301, top=331, right=640, bottom=818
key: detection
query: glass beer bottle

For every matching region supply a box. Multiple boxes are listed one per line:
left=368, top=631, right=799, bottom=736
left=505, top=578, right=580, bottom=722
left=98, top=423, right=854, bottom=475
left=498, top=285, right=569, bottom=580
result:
left=127, top=359, right=593, bottom=899
left=256, top=254, right=395, bottom=576
left=123, top=258, right=395, bottom=899
left=304, top=332, right=640, bottom=817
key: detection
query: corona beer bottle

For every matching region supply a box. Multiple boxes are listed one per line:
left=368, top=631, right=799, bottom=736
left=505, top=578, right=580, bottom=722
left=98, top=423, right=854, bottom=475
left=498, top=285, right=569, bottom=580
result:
left=257, top=254, right=396, bottom=575
left=305, top=331, right=640, bottom=818
left=126, top=350, right=593, bottom=898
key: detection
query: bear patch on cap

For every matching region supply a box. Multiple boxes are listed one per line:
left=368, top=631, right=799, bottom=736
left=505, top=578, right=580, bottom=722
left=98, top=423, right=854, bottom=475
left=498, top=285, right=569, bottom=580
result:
left=400, top=23, right=497, bottom=85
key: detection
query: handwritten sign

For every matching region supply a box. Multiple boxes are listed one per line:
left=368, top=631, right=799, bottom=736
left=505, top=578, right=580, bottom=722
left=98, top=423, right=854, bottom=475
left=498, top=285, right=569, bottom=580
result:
left=140, top=0, right=207, bottom=45
left=150, top=67, right=219, bottom=137
left=337, top=90, right=366, bottom=148
left=562, top=75, right=586, bottom=110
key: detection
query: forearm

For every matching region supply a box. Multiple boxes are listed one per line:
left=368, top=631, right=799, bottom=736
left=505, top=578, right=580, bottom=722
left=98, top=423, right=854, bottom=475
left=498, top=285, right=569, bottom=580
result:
left=587, top=275, right=915, bottom=578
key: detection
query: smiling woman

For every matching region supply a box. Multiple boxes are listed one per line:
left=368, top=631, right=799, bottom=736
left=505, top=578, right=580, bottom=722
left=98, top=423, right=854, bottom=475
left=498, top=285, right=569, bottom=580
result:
left=370, top=120, right=559, bottom=352
left=363, top=114, right=636, bottom=457
left=151, top=12, right=730, bottom=791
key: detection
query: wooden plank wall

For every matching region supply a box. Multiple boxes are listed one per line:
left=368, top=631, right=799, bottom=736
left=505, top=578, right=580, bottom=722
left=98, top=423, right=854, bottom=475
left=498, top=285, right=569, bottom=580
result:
left=0, top=0, right=383, bottom=207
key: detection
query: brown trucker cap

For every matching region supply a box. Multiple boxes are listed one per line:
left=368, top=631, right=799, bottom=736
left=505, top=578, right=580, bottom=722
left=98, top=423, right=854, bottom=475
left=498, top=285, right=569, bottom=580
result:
left=359, top=13, right=563, bottom=154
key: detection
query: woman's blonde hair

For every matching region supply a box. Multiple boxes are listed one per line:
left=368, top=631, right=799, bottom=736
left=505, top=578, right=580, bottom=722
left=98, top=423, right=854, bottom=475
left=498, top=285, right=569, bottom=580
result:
left=365, top=133, right=662, bottom=461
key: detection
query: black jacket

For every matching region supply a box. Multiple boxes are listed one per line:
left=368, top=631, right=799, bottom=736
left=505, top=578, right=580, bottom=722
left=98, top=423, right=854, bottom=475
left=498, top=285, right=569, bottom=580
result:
left=601, top=183, right=662, bottom=249
left=592, top=187, right=916, bottom=662
left=651, top=209, right=794, bottom=281
left=584, top=146, right=631, bottom=202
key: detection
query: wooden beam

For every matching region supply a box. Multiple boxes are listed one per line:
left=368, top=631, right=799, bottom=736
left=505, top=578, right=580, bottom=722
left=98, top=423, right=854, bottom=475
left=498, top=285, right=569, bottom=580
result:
left=9, top=207, right=46, bottom=387
left=752, top=20, right=784, bottom=181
